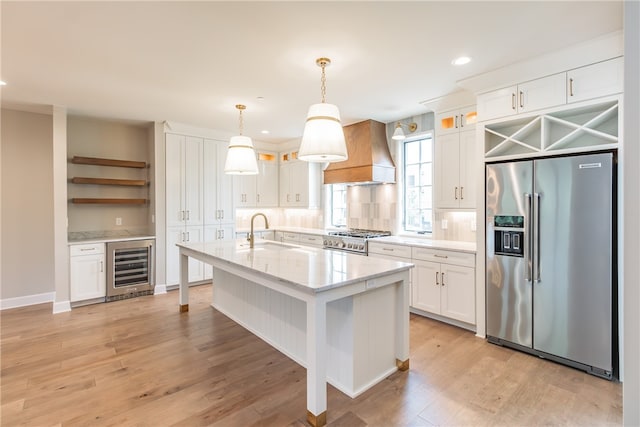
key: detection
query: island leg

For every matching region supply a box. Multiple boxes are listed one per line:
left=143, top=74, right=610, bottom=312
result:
left=395, top=271, right=410, bottom=371
left=179, top=249, right=189, bottom=312
left=306, top=298, right=327, bottom=427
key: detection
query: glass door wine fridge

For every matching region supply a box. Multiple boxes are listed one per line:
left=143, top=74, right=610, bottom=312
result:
left=106, top=239, right=155, bottom=301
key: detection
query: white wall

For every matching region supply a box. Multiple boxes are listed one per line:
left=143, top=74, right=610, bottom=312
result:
left=0, top=109, right=55, bottom=300
left=623, top=1, right=640, bottom=424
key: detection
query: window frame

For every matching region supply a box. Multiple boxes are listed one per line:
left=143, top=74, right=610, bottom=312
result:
left=400, top=131, right=434, bottom=235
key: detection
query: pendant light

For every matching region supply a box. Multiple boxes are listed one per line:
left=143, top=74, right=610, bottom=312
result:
left=224, top=104, right=259, bottom=175
left=298, top=57, right=348, bottom=163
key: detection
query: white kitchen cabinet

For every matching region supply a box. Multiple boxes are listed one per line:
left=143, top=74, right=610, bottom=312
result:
left=166, top=133, right=204, bottom=228
left=298, top=233, right=324, bottom=247
left=411, top=247, right=475, bottom=325
left=234, top=151, right=278, bottom=208
left=166, top=225, right=204, bottom=285
left=435, top=105, right=477, bottom=136
left=567, top=57, right=623, bottom=104
left=368, top=242, right=413, bottom=302
left=477, top=73, right=566, bottom=122
left=279, top=151, right=321, bottom=208
left=435, top=128, right=476, bottom=209
left=203, top=139, right=235, bottom=230
left=70, top=243, right=106, bottom=303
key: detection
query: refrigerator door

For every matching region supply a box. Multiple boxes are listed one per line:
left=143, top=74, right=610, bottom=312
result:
left=533, top=153, right=613, bottom=372
left=486, top=161, right=533, bottom=348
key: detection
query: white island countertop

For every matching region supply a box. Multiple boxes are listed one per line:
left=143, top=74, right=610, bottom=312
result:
left=177, top=239, right=414, bottom=293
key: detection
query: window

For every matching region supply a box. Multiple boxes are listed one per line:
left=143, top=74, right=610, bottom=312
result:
left=403, top=135, right=433, bottom=233
left=331, top=184, right=347, bottom=227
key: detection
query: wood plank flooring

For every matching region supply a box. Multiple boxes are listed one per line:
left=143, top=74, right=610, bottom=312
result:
left=1, top=284, right=622, bottom=426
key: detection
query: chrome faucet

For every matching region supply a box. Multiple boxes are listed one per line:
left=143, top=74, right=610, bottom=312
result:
left=248, top=213, right=269, bottom=248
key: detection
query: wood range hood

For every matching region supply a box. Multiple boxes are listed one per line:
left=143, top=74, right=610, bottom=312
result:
left=323, top=119, right=396, bottom=185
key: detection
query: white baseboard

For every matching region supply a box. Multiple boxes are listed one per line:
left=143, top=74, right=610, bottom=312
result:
left=0, top=292, right=55, bottom=310
left=154, top=284, right=167, bottom=295
left=53, top=300, right=71, bottom=313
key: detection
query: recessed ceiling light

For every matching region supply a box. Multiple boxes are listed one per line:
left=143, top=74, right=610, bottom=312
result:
left=452, top=56, right=471, bottom=66
left=256, top=96, right=265, bottom=101
left=261, top=130, right=270, bottom=134
left=0, top=80, right=6, bottom=86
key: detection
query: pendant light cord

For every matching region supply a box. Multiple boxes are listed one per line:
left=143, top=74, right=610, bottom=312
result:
left=320, top=62, right=327, bottom=104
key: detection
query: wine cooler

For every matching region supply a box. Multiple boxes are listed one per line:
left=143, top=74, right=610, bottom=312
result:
left=106, top=239, right=155, bottom=301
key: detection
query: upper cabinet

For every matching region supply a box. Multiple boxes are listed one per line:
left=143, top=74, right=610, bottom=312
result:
left=166, top=134, right=204, bottom=228
left=234, top=151, right=279, bottom=208
left=567, top=57, right=624, bottom=104
left=435, top=105, right=477, bottom=209
left=478, top=57, right=623, bottom=123
left=435, top=105, right=477, bottom=136
left=203, top=139, right=234, bottom=230
left=279, top=150, right=322, bottom=208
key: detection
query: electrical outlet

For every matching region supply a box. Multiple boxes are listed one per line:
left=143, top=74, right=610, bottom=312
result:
left=441, top=219, right=448, bottom=230
left=116, top=217, right=122, bottom=226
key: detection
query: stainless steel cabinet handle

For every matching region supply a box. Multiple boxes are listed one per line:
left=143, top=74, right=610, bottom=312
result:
left=296, top=194, right=300, bottom=202
left=512, top=93, right=516, bottom=110
left=434, top=254, right=448, bottom=259
left=287, top=194, right=291, bottom=202
left=455, top=115, right=458, bottom=129
left=80, top=248, right=95, bottom=252
left=441, top=272, right=445, bottom=286
left=180, top=210, right=184, bottom=221
left=221, top=230, right=224, bottom=239
left=455, top=187, right=458, bottom=200
left=460, top=186, right=464, bottom=200
left=525, top=193, right=533, bottom=282
left=186, top=210, right=190, bottom=220
left=519, top=91, right=524, bottom=108
left=460, top=114, right=464, bottom=128
left=435, top=272, right=439, bottom=286
left=383, top=248, right=394, bottom=252
left=534, top=193, right=541, bottom=282
left=569, top=78, right=574, bottom=97
left=100, top=261, right=103, bottom=272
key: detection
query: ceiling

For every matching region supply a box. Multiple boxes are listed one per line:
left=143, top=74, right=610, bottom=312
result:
left=1, top=1, right=623, bottom=143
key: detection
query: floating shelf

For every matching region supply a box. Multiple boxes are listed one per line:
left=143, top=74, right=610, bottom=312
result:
left=71, top=177, right=147, bottom=186
left=71, top=156, right=147, bottom=169
left=71, top=198, right=148, bottom=205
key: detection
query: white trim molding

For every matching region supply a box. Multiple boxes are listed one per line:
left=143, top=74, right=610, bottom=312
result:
left=0, top=292, right=55, bottom=310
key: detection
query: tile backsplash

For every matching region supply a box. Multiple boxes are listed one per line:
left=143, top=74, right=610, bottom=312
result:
left=347, top=184, right=397, bottom=232
left=236, top=208, right=324, bottom=230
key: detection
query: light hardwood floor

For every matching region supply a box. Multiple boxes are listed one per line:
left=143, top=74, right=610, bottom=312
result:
left=1, top=284, right=622, bottom=426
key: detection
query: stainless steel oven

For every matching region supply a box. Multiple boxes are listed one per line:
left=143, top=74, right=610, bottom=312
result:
left=323, top=229, right=391, bottom=255
left=106, top=239, right=155, bottom=301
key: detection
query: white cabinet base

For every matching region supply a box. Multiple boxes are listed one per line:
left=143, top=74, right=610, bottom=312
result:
left=410, top=307, right=476, bottom=332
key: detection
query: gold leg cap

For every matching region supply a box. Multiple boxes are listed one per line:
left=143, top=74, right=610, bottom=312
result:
left=396, top=358, right=410, bottom=371
left=306, top=410, right=327, bottom=427
left=179, top=304, right=189, bottom=313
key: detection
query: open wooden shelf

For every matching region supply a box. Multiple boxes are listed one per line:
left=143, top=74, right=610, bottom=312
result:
left=71, top=198, right=148, bottom=205
left=71, top=156, right=147, bottom=169
left=71, top=177, right=147, bottom=186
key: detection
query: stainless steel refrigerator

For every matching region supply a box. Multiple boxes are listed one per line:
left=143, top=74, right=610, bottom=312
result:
left=485, top=152, right=616, bottom=379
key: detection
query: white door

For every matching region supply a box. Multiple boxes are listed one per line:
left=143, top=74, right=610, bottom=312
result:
left=411, top=259, right=441, bottom=314
left=477, top=86, right=517, bottom=122
left=216, top=142, right=235, bottom=224
left=517, top=73, right=566, bottom=114
left=567, top=57, right=624, bottom=104
left=184, top=137, right=204, bottom=226
left=435, top=133, right=460, bottom=208
left=70, top=254, right=106, bottom=301
left=257, top=157, right=279, bottom=206
left=458, top=130, right=477, bottom=209
left=290, top=161, right=310, bottom=207
left=166, top=134, right=185, bottom=228
left=440, top=264, right=475, bottom=324
left=279, top=163, right=291, bottom=206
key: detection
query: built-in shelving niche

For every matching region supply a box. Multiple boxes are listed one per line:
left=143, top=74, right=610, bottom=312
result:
left=484, top=100, right=619, bottom=160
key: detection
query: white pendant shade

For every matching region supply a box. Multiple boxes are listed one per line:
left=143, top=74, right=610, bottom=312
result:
left=224, top=135, right=258, bottom=175
left=392, top=124, right=406, bottom=140
left=298, top=103, right=348, bottom=162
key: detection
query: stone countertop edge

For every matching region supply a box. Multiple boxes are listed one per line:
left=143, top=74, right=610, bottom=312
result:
left=68, top=234, right=156, bottom=245
left=373, top=236, right=477, bottom=254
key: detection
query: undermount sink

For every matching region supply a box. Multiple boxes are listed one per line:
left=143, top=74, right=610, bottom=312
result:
left=237, top=241, right=299, bottom=251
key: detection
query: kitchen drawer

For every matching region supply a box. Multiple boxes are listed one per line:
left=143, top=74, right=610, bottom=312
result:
left=368, top=242, right=412, bottom=259
left=281, top=232, right=300, bottom=243
left=70, top=243, right=105, bottom=257
left=411, top=247, right=475, bottom=268
left=298, top=233, right=323, bottom=247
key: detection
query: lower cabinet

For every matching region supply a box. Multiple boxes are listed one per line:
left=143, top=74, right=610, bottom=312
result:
left=412, top=247, right=475, bottom=324
left=367, top=242, right=413, bottom=302
left=166, top=226, right=204, bottom=285
left=69, top=243, right=106, bottom=303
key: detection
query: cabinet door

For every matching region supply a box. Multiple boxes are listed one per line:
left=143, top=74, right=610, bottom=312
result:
left=184, top=225, right=204, bottom=283
left=435, top=110, right=460, bottom=136
left=257, top=157, right=279, bottom=207
left=70, top=254, right=106, bottom=302
left=290, top=161, right=309, bottom=207
left=477, top=86, right=517, bottom=122
left=234, top=175, right=256, bottom=207
left=412, top=259, right=441, bottom=314
left=517, top=73, right=566, bottom=114
left=458, top=130, right=476, bottom=209
left=279, top=163, right=292, bottom=206
left=166, top=227, right=183, bottom=286
left=203, top=140, right=219, bottom=226
left=458, top=105, right=477, bottom=132
left=216, top=143, right=235, bottom=224
left=567, top=57, right=623, bottom=104
left=166, top=134, right=185, bottom=228
left=184, top=137, right=204, bottom=226
left=440, top=264, right=475, bottom=324
left=435, top=133, right=460, bottom=208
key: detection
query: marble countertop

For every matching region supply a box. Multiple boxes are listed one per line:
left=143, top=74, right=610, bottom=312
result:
left=68, top=230, right=155, bottom=245
left=177, top=239, right=414, bottom=294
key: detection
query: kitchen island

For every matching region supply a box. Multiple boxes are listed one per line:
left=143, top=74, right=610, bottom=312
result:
left=177, top=239, right=413, bottom=427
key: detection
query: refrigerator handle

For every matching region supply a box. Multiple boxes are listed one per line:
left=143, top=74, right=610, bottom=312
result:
left=534, top=192, right=542, bottom=282
left=525, top=193, right=532, bottom=282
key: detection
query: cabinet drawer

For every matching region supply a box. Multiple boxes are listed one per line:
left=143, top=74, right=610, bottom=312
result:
left=299, top=234, right=323, bottom=247
left=282, top=232, right=300, bottom=242
left=70, top=243, right=105, bottom=256
left=368, top=242, right=412, bottom=259
left=411, top=247, right=475, bottom=267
